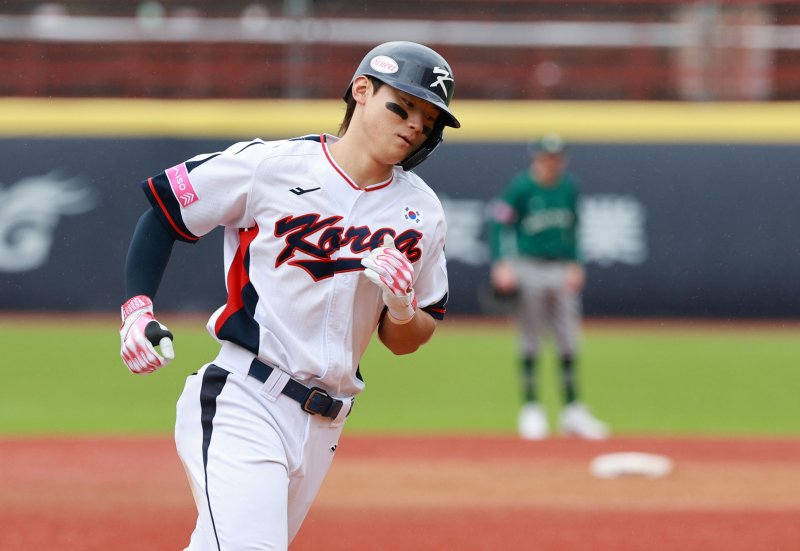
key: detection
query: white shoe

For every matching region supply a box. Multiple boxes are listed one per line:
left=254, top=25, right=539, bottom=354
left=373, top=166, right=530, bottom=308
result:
left=518, top=403, right=548, bottom=440
left=560, top=403, right=610, bottom=440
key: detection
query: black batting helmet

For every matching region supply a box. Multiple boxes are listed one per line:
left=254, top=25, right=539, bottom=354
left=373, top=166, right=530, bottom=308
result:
left=344, top=41, right=460, bottom=171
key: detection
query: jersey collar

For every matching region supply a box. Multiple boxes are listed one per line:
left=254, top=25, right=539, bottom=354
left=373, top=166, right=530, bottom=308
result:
left=320, top=134, right=393, bottom=192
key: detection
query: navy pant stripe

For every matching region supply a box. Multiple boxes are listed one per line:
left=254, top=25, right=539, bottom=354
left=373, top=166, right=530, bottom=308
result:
left=199, top=365, right=230, bottom=551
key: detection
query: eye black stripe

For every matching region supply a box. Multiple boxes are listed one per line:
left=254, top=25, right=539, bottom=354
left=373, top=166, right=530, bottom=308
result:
left=385, top=102, right=408, bottom=120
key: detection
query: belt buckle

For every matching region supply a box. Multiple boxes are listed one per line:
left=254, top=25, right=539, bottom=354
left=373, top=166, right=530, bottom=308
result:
left=302, top=387, right=333, bottom=417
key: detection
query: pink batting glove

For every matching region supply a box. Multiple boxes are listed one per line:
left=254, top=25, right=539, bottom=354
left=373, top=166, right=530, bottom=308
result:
left=361, top=235, right=418, bottom=324
left=119, top=295, right=174, bottom=374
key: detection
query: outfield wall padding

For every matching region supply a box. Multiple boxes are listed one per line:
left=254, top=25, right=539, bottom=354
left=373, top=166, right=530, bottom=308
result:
left=1, top=136, right=797, bottom=318
left=1, top=99, right=798, bottom=318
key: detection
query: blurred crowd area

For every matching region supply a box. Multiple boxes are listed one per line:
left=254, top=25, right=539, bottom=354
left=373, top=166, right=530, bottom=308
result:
left=2, top=0, right=800, bottom=100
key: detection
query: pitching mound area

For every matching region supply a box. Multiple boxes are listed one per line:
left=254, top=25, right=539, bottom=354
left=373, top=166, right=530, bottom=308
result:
left=2, top=435, right=799, bottom=550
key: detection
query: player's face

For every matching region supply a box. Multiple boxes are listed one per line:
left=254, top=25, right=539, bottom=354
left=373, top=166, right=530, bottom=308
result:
left=533, top=153, right=565, bottom=186
left=368, top=84, right=440, bottom=165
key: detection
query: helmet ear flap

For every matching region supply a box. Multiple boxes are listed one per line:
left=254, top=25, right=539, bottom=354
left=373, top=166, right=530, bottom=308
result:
left=399, top=118, right=446, bottom=171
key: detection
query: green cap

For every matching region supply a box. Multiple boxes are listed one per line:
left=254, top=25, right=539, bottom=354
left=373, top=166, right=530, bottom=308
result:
left=530, top=133, right=565, bottom=155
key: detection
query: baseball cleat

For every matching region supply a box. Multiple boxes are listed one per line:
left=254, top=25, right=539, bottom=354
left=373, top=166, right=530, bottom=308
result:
left=518, top=403, right=548, bottom=440
left=559, top=402, right=610, bottom=440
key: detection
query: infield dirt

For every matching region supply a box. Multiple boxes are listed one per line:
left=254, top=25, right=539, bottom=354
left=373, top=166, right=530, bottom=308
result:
left=1, top=435, right=799, bottom=550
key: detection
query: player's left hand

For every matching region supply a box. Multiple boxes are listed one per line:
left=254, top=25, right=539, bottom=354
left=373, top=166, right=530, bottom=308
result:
left=564, top=263, right=585, bottom=294
left=119, top=295, right=175, bottom=374
left=361, top=235, right=417, bottom=324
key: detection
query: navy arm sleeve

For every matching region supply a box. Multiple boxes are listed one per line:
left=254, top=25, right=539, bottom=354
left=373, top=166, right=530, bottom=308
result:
left=124, top=209, right=177, bottom=300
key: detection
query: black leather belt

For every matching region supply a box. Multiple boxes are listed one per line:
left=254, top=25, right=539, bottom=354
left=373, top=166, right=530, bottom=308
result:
left=248, top=358, right=344, bottom=420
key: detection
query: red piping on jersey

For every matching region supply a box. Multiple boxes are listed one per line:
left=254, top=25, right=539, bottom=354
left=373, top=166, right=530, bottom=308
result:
left=147, top=177, right=199, bottom=242
left=320, top=134, right=393, bottom=192
left=214, top=225, right=260, bottom=334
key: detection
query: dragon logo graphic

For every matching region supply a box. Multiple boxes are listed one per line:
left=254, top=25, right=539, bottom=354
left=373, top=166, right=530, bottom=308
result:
left=0, top=173, right=97, bottom=273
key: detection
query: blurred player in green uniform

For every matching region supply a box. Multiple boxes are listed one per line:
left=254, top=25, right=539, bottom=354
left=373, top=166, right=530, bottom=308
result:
left=488, top=134, right=609, bottom=440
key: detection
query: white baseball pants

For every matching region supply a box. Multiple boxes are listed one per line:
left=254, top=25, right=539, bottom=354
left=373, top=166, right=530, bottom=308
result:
left=174, top=363, right=349, bottom=550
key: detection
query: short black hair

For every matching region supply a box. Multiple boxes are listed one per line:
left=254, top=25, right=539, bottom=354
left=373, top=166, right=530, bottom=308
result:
left=338, top=77, right=384, bottom=136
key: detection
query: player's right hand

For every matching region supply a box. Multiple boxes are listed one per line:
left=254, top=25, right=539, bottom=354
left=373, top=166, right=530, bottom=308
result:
left=119, top=295, right=174, bottom=374
left=491, top=261, right=518, bottom=295
left=361, top=235, right=418, bottom=324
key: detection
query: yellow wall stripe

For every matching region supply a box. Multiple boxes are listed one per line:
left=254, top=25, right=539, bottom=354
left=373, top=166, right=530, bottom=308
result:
left=1, top=98, right=799, bottom=143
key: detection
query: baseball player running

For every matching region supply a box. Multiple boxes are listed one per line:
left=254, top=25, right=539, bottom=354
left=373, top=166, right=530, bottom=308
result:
left=118, top=41, right=459, bottom=549
left=488, top=135, right=609, bottom=440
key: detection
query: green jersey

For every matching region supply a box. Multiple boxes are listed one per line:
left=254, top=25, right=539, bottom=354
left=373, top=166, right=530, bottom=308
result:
left=489, top=169, right=580, bottom=262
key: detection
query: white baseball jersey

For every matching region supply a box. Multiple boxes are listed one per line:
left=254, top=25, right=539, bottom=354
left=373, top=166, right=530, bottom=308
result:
left=143, top=133, right=448, bottom=398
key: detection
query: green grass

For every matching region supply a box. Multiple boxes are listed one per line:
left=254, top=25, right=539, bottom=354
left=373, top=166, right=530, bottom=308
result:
left=1, top=317, right=798, bottom=437
left=354, top=324, right=800, bottom=437
left=582, top=329, right=800, bottom=436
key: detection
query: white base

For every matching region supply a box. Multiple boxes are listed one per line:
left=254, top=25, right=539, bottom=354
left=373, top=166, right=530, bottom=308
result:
left=589, top=452, right=673, bottom=479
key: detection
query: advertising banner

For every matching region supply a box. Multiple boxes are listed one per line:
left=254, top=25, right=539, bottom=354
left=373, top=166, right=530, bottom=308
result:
left=1, top=137, right=797, bottom=318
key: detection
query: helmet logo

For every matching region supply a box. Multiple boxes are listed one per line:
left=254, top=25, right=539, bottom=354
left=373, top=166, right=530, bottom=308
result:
left=430, top=67, right=453, bottom=97
left=370, top=56, right=399, bottom=74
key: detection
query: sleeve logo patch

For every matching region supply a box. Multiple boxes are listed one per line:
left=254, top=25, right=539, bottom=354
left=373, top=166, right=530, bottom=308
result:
left=166, top=163, right=199, bottom=207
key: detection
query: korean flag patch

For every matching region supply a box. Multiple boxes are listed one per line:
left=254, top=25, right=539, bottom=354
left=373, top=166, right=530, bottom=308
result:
left=404, top=206, right=422, bottom=224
